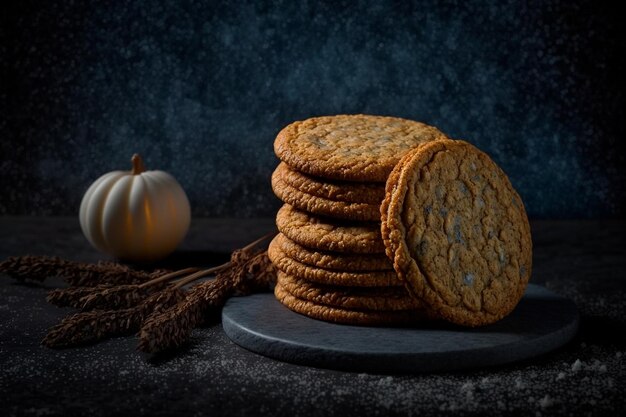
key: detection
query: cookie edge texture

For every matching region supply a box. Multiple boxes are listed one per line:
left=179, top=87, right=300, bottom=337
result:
left=268, top=235, right=402, bottom=287
left=275, top=162, right=385, bottom=205
left=277, top=271, right=422, bottom=311
left=274, top=283, right=426, bottom=325
left=275, top=233, right=392, bottom=271
left=276, top=204, right=386, bottom=254
left=272, top=171, right=382, bottom=221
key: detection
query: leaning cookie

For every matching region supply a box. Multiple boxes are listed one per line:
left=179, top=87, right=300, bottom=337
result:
left=268, top=237, right=402, bottom=287
left=276, top=204, right=386, bottom=254
left=384, top=139, right=532, bottom=327
left=274, top=283, right=426, bottom=325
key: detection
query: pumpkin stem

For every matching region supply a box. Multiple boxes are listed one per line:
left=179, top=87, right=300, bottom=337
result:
left=131, top=154, right=146, bottom=175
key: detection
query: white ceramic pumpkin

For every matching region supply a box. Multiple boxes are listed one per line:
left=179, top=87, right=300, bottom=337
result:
left=79, top=154, right=191, bottom=262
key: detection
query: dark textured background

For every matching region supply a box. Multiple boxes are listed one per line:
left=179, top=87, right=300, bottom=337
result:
left=2, top=0, right=624, bottom=218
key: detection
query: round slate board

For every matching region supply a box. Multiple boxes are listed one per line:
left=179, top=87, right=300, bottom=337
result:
left=222, top=284, right=578, bottom=373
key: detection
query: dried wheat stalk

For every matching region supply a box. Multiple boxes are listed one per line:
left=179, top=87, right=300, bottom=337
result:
left=44, top=267, right=204, bottom=311
left=0, top=255, right=166, bottom=286
left=138, top=250, right=276, bottom=353
left=43, top=287, right=186, bottom=348
left=47, top=285, right=112, bottom=308
left=3, top=233, right=277, bottom=353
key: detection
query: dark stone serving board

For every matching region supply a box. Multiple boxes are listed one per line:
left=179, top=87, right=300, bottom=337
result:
left=222, top=284, right=578, bottom=373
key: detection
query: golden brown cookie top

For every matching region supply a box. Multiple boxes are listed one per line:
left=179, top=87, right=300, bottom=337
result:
left=274, top=115, right=447, bottom=182
left=384, top=139, right=532, bottom=327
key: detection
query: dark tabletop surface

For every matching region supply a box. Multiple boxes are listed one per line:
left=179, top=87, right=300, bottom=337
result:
left=1, top=217, right=625, bottom=417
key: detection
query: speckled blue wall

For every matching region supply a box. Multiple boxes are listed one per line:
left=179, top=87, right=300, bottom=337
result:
left=2, top=0, right=624, bottom=218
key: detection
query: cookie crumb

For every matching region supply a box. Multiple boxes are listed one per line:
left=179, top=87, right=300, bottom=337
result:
left=571, top=359, right=583, bottom=372
left=539, top=395, right=554, bottom=409
left=460, top=382, right=475, bottom=402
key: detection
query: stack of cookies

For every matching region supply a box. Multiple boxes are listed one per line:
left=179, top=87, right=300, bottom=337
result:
left=268, top=115, right=447, bottom=325
left=268, top=114, right=533, bottom=328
